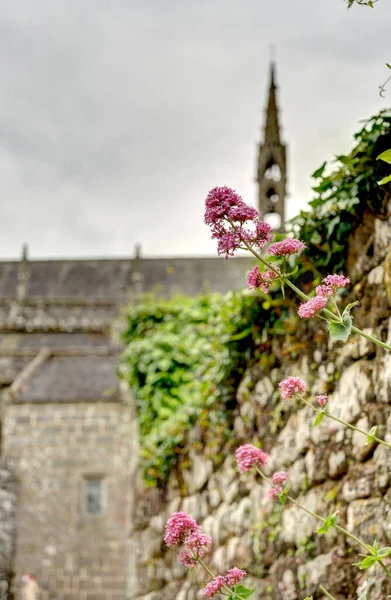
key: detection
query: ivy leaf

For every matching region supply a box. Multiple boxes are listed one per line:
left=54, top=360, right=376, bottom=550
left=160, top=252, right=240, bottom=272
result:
left=365, top=426, right=377, bottom=445
left=233, top=585, right=256, bottom=598
left=312, top=161, right=327, bottom=179
left=316, top=511, right=338, bottom=535
left=313, top=411, right=326, bottom=428
left=377, top=174, right=391, bottom=186
left=377, top=149, right=391, bottom=164
left=328, top=313, right=352, bottom=343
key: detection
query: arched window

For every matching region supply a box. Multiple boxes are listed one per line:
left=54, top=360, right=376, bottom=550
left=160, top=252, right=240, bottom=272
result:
left=265, top=163, right=281, bottom=182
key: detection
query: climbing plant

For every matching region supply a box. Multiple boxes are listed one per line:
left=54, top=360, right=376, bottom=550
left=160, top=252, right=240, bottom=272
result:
left=289, top=110, right=391, bottom=274
left=118, top=291, right=286, bottom=486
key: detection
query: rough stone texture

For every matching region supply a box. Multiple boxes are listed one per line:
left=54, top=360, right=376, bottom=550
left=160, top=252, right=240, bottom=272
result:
left=3, top=400, right=133, bottom=600
left=0, top=463, right=16, bottom=600
left=132, top=193, right=391, bottom=600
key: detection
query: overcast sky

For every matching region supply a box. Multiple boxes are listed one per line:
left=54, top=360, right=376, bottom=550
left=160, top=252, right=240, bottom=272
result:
left=0, top=0, right=390, bottom=260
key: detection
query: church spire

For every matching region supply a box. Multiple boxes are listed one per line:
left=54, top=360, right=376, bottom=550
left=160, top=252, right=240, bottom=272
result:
left=256, top=60, right=287, bottom=232
left=264, top=62, right=280, bottom=145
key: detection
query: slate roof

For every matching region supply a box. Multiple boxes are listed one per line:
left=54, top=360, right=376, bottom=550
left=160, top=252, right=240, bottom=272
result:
left=0, top=263, right=18, bottom=298
left=13, top=355, right=119, bottom=403
left=0, top=256, right=254, bottom=300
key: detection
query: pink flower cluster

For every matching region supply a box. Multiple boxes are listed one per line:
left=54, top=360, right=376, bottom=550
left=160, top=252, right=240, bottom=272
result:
left=164, top=512, right=212, bottom=567
left=247, top=265, right=280, bottom=293
left=297, top=295, right=328, bottom=318
left=204, top=187, right=273, bottom=259
left=268, top=471, right=290, bottom=500
left=235, top=444, right=268, bottom=473
left=279, top=376, right=306, bottom=400
left=268, top=238, right=306, bottom=257
left=204, top=568, right=247, bottom=597
left=316, top=394, right=328, bottom=408
left=164, top=512, right=248, bottom=596
left=164, top=511, right=197, bottom=547
left=298, top=273, right=350, bottom=318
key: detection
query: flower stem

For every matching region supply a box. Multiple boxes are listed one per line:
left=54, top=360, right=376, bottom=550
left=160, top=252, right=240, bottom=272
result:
left=254, top=467, right=391, bottom=578
left=299, top=395, right=391, bottom=451
left=319, top=585, right=337, bottom=600
left=351, top=325, right=391, bottom=352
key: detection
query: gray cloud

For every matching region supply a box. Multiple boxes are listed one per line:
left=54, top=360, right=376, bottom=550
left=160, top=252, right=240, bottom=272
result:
left=0, top=0, right=390, bottom=259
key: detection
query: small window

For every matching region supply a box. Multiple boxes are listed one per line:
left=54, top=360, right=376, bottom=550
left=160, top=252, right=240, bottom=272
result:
left=85, top=479, right=103, bottom=515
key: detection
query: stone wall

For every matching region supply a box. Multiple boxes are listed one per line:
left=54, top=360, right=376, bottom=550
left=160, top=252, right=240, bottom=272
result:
left=0, top=462, right=16, bottom=600
left=3, top=400, right=133, bottom=600
left=132, top=198, right=391, bottom=600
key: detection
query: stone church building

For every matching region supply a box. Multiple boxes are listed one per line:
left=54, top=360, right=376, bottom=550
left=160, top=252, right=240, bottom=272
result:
left=0, top=64, right=286, bottom=599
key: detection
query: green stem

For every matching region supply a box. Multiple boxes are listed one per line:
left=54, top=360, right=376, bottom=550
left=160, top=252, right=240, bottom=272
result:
left=299, top=396, right=391, bottom=451
left=319, top=585, right=337, bottom=600
left=333, top=298, right=342, bottom=319
left=351, top=325, right=391, bottom=352
left=254, top=467, right=391, bottom=576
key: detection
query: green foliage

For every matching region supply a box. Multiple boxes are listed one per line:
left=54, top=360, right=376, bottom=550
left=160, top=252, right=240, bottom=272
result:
left=346, top=0, right=378, bottom=7
left=354, top=541, right=391, bottom=569
left=366, top=425, right=378, bottom=445
left=377, top=149, right=391, bottom=184
left=228, top=585, right=256, bottom=599
left=316, top=511, right=338, bottom=535
left=278, top=484, right=290, bottom=506
left=118, top=291, right=281, bottom=485
left=328, top=312, right=352, bottom=343
left=313, top=411, right=326, bottom=427
left=289, top=110, right=391, bottom=273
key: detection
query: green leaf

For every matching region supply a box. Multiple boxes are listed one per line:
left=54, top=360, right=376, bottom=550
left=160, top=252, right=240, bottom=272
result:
left=279, top=484, right=290, bottom=506
left=354, top=555, right=378, bottom=570
left=342, top=301, right=359, bottom=316
left=377, top=174, right=391, bottom=186
left=328, top=319, right=351, bottom=343
left=365, top=425, right=377, bottom=445
left=312, top=161, right=327, bottom=179
left=377, top=149, right=391, bottom=164
left=309, top=231, right=322, bottom=245
left=377, top=546, right=391, bottom=557
left=353, top=546, right=391, bottom=570
left=316, top=512, right=338, bottom=535
left=313, top=411, right=326, bottom=428
left=386, top=63, right=391, bottom=70
left=233, top=585, right=256, bottom=599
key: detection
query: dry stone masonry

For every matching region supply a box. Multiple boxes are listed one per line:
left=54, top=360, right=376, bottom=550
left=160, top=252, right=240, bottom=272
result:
left=132, top=195, right=391, bottom=600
